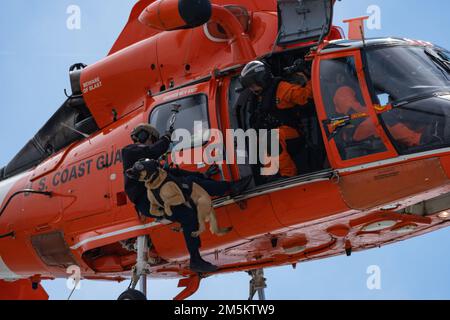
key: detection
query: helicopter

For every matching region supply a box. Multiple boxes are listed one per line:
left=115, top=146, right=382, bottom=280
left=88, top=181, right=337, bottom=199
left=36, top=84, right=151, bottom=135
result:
left=0, top=0, right=449, bottom=300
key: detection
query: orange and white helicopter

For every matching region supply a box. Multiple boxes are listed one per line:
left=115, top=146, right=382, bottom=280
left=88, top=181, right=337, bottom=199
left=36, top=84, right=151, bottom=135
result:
left=1, top=0, right=449, bottom=300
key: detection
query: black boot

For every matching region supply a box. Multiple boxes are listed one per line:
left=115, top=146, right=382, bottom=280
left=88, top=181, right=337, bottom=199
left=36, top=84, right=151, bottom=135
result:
left=189, top=252, right=218, bottom=273
left=203, top=164, right=221, bottom=179
left=230, top=176, right=253, bottom=197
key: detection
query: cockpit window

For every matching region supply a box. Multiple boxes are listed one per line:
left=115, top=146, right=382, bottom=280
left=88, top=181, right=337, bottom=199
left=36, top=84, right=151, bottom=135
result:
left=379, top=96, right=450, bottom=154
left=320, top=57, right=361, bottom=118
left=319, top=56, right=387, bottom=160
left=435, top=47, right=450, bottom=62
left=366, top=45, right=450, bottom=154
left=366, top=46, right=450, bottom=104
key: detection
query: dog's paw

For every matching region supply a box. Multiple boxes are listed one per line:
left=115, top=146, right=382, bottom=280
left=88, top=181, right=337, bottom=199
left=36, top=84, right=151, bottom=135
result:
left=216, top=226, right=233, bottom=236
left=191, top=231, right=201, bottom=238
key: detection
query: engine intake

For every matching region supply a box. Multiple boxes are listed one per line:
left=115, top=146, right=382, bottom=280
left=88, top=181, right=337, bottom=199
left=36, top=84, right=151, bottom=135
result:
left=139, top=0, right=212, bottom=31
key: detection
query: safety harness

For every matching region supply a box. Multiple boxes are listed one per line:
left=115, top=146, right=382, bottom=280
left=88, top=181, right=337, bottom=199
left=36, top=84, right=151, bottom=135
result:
left=253, top=77, right=304, bottom=130
left=149, top=172, right=198, bottom=214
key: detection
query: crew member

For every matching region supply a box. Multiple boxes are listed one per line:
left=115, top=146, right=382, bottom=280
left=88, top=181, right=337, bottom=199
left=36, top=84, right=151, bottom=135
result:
left=333, top=71, right=378, bottom=142
left=240, top=60, right=314, bottom=180
left=370, top=94, right=424, bottom=148
left=122, top=123, right=251, bottom=273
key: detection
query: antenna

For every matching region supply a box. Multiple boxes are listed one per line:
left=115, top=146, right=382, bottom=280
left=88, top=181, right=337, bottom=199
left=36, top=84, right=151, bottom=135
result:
left=343, top=16, right=369, bottom=41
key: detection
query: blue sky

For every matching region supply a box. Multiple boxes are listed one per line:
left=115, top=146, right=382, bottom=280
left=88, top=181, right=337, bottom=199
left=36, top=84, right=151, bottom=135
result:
left=0, top=0, right=449, bottom=300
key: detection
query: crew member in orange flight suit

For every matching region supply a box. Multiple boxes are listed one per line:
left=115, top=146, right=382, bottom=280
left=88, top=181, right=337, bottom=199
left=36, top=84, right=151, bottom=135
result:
left=333, top=81, right=378, bottom=142
left=386, top=121, right=423, bottom=147
left=240, top=60, right=313, bottom=179
left=333, top=76, right=423, bottom=148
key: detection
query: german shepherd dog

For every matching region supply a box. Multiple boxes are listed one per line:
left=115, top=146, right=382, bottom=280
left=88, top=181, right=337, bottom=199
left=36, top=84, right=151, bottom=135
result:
left=139, top=167, right=232, bottom=237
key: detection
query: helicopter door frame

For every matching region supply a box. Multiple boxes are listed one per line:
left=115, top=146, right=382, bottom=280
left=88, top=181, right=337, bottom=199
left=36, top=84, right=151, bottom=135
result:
left=216, top=75, right=253, bottom=182
left=313, top=49, right=398, bottom=169
left=218, top=73, right=337, bottom=196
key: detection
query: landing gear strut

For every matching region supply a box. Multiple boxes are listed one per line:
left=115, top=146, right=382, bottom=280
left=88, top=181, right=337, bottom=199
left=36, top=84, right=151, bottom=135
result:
left=248, top=269, right=267, bottom=300
left=118, top=235, right=150, bottom=300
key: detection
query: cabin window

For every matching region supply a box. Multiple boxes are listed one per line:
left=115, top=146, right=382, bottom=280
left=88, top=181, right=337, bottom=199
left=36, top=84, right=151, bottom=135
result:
left=149, top=94, right=210, bottom=149
left=365, top=45, right=450, bottom=154
left=319, top=56, right=387, bottom=160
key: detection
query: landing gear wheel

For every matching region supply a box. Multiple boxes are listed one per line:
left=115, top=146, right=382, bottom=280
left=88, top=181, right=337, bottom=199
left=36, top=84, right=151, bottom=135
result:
left=118, top=289, right=147, bottom=300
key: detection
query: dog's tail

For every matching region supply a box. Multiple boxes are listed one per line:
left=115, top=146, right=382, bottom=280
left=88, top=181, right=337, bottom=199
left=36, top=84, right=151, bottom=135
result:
left=209, top=211, right=232, bottom=236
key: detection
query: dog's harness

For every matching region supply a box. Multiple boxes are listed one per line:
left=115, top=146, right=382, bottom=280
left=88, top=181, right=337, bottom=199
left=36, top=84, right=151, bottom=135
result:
left=150, top=174, right=197, bottom=213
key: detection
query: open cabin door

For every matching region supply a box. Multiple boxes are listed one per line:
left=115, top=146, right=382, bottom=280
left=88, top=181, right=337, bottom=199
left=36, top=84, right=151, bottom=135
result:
left=277, top=0, right=334, bottom=46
